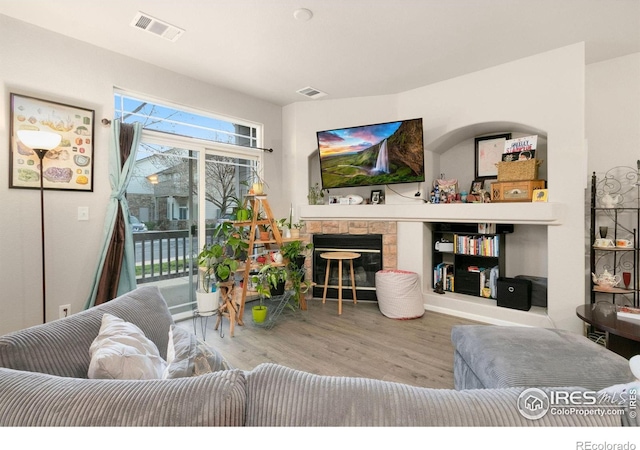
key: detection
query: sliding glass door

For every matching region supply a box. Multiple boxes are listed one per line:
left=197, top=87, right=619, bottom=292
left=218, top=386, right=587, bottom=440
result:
left=126, top=132, right=259, bottom=319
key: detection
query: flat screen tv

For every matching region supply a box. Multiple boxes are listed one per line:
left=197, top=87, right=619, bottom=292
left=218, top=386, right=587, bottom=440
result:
left=316, top=118, right=425, bottom=189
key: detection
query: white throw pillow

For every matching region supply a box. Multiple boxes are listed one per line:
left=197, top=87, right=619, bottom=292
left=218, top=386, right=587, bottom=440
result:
left=163, top=325, right=232, bottom=379
left=88, top=313, right=167, bottom=379
left=163, top=325, right=195, bottom=379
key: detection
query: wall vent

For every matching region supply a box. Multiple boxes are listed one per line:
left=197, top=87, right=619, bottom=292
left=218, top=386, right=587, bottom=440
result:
left=296, top=86, right=327, bottom=99
left=131, top=12, right=184, bottom=42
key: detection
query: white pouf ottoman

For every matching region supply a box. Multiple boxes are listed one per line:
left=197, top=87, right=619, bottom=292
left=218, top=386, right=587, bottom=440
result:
left=375, top=270, right=424, bottom=319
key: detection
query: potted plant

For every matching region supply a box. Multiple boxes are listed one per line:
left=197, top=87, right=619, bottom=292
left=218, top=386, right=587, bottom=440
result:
left=280, top=240, right=313, bottom=269
left=251, top=298, right=268, bottom=323
left=248, top=167, right=269, bottom=195
left=307, top=182, right=324, bottom=205
left=290, top=220, right=305, bottom=239
left=275, top=217, right=288, bottom=238
left=252, top=264, right=288, bottom=298
left=250, top=264, right=288, bottom=323
left=280, top=240, right=314, bottom=305
left=230, top=196, right=250, bottom=222
left=196, top=222, right=248, bottom=311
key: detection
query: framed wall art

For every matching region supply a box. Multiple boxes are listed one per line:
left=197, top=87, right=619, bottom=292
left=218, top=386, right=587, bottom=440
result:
left=9, top=93, right=95, bottom=191
left=474, top=133, right=511, bottom=180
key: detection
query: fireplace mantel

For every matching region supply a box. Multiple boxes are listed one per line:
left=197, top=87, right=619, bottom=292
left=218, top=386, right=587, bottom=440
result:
left=300, top=202, right=563, bottom=225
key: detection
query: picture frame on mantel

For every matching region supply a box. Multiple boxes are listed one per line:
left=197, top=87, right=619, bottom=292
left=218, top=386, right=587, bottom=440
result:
left=470, top=179, right=484, bottom=194
left=474, top=133, right=511, bottom=180
left=371, top=189, right=383, bottom=204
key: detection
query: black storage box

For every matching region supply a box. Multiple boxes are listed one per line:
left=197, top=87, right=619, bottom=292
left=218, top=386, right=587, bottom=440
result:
left=455, top=270, right=480, bottom=296
left=497, top=277, right=532, bottom=311
left=515, top=275, right=547, bottom=307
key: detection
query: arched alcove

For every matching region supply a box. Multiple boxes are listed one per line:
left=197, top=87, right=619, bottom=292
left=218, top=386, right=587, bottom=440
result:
left=426, top=121, right=547, bottom=154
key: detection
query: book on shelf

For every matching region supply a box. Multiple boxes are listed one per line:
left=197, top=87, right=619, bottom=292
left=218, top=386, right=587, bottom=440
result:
left=433, top=262, right=454, bottom=291
left=454, top=234, right=499, bottom=257
left=616, top=306, right=640, bottom=322
left=478, top=223, right=496, bottom=234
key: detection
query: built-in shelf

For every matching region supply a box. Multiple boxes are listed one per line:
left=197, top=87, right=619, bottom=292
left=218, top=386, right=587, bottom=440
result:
left=424, top=291, right=552, bottom=328
left=300, top=202, right=564, bottom=225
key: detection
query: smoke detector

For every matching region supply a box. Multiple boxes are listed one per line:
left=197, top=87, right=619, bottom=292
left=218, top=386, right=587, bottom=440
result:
left=131, top=12, right=185, bottom=42
left=296, top=86, right=328, bottom=100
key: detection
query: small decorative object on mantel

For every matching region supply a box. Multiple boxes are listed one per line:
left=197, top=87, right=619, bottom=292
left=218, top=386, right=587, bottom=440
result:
left=434, top=178, right=458, bottom=203
left=346, top=194, right=363, bottom=205
left=470, top=180, right=484, bottom=195
left=307, top=182, right=324, bottom=205
left=532, top=188, right=548, bottom=202
left=491, top=180, right=546, bottom=202
left=371, top=189, right=383, bottom=204
left=502, top=135, right=538, bottom=161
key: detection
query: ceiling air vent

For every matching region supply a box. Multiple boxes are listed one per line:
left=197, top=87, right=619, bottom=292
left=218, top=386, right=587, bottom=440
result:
left=131, top=12, right=185, bottom=42
left=296, top=86, right=327, bottom=99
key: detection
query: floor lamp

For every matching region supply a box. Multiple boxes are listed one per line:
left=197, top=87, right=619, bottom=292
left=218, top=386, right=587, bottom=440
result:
left=16, top=130, right=62, bottom=324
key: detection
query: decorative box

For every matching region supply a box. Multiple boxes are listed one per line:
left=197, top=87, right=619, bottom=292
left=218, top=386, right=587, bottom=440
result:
left=491, top=180, right=546, bottom=202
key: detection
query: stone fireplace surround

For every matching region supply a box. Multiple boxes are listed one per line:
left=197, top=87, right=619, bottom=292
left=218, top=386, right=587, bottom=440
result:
left=304, top=220, right=397, bottom=271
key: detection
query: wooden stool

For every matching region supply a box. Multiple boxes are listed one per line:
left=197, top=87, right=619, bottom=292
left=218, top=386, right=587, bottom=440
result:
left=320, top=251, right=361, bottom=315
left=215, top=281, right=242, bottom=337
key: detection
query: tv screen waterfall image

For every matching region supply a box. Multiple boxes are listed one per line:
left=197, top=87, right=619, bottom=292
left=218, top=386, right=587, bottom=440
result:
left=317, top=118, right=425, bottom=189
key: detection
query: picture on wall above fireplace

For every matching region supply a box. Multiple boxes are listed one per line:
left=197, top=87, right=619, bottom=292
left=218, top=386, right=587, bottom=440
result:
left=316, top=118, right=425, bottom=189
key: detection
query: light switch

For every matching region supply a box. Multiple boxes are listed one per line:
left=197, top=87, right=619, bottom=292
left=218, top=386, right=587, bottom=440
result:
left=78, top=206, right=89, bottom=221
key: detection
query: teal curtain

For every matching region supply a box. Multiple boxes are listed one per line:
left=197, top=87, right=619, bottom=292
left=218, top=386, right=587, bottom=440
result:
left=85, top=121, right=141, bottom=309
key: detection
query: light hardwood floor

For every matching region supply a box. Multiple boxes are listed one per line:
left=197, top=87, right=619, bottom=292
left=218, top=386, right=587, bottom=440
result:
left=178, top=298, right=481, bottom=389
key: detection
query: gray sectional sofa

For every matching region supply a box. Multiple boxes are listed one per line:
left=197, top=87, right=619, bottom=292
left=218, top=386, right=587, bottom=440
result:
left=0, top=286, right=633, bottom=426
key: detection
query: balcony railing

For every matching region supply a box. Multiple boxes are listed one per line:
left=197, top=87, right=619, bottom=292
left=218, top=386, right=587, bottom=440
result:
left=133, top=228, right=217, bottom=283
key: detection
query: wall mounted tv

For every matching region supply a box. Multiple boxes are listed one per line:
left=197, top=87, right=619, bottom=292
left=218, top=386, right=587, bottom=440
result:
left=316, top=118, right=425, bottom=189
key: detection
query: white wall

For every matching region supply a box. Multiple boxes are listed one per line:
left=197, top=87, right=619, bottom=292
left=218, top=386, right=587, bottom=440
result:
left=586, top=53, right=640, bottom=174
left=0, top=15, right=282, bottom=334
left=285, top=44, right=587, bottom=332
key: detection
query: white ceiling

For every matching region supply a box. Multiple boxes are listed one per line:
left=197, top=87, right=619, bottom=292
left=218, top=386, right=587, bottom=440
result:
left=2, top=0, right=639, bottom=106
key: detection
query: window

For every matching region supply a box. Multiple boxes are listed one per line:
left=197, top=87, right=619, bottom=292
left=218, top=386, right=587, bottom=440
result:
left=114, top=90, right=260, bottom=147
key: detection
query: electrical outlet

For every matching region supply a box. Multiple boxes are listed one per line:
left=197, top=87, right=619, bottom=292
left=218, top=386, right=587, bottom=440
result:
left=59, top=304, right=71, bottom=319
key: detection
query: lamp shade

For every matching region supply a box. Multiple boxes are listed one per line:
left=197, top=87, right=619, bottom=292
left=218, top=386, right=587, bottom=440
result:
left=17, top=130, right=62, bottom=150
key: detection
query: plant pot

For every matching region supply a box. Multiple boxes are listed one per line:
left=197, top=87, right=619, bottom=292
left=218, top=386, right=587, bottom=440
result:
left=252, top=305, right=268, bottom=323
left=260, top=231, right=271, bottom=241
left=292, top=255, right=306, bottom=281
left=236, top=208, right=249, bottom=221
left=290, top=229, right=300, bottom=239
left=196, top=290, right=219, bottom=315
left=271, top=280, right=286, bottom=296
left=253, top=183, right=264, bottom=195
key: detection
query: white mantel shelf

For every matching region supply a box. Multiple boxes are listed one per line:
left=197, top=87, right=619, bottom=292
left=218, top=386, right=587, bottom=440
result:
left=300, top=202, right=564, bottom=225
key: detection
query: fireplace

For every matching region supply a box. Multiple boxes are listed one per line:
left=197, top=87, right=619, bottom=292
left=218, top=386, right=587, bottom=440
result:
left=312, top=234, right=383, bottom=301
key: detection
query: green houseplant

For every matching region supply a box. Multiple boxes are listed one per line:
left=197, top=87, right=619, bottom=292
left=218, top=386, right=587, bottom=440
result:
left=197, top=222, right=248, bottom=291
left=289, top=219, right=305, bottom=238
left=251, top=264, right=288, bottom=298
left=280, top=240, right=313, bottom=305
left=250, top=264, right=288, bottom=323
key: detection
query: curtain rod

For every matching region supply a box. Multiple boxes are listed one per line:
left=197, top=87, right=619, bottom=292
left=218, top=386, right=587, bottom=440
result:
left=101, top=118, right=273, bottom=152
